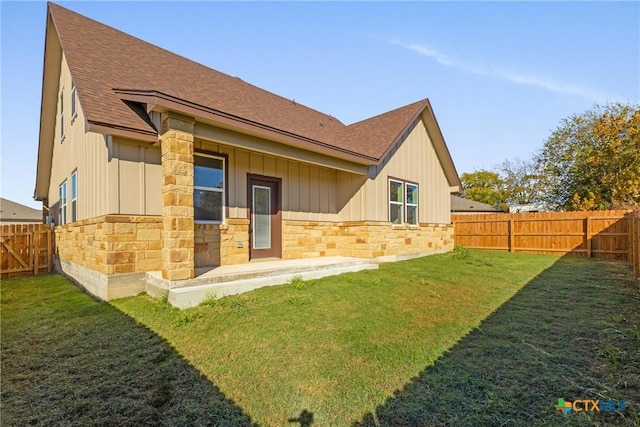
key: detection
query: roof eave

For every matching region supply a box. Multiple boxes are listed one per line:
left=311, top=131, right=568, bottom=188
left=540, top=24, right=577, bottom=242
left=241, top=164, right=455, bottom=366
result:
left=114, top=89, right=377, bottom=166
left=34, top=7, right=61, bottom=201
left=421, top=100, right=462, bottom=191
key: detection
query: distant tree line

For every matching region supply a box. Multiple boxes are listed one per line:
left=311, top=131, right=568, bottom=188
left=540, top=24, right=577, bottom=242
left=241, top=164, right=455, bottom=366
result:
left=460, top=102, right=640, bottom=211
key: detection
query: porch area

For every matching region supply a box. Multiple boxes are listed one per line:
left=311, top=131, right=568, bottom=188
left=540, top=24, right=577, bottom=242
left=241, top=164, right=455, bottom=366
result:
left=146, top=256, right=378, bottom=308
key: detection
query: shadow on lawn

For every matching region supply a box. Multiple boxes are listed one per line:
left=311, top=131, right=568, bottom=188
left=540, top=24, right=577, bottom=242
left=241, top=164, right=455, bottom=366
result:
left=1, top=274, right=255, bottom=427
left=354, top=256, right=639, bottom=427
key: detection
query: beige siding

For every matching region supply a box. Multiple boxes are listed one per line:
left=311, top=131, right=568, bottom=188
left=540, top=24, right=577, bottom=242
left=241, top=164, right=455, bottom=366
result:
left=48, top=54, right=162, bottom=221
left=193, top=139, right=341, bottom=222
left=339, top=119, right=451, bottom=224
left=110, top=138, right=161, bottom=215
left=48, top=53, right=111, bottom=222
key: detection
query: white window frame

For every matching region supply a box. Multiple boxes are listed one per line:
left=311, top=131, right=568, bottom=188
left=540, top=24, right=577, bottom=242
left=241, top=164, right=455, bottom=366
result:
left=71, top=80, right=77, bottom=120
left=252, top=185, right=271, bottom=249
left=71, top=170, right=78, bottom=222
left=60, top=89, right=65, bottom=141
left=405, top=182, right=419, bottom=226
left=59, top=180, right=67, bottom=225
left=388, top=178, right=419, bottom=225
left=194, top=153, right=225, bottom=224
left=389, top=178, right=404, bottom=225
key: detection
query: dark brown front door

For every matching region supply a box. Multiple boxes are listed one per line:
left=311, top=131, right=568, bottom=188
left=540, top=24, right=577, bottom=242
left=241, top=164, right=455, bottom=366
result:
left=248, top=175, right=281, bottom=259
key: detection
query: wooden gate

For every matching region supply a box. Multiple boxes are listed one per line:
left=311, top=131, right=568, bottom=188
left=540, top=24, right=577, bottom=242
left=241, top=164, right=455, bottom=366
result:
left=1, top=224, right=52, bottom=278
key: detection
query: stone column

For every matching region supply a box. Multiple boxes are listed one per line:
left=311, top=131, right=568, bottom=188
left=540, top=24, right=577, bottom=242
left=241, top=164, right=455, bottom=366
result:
left=161, top=113, right=195, bottom=281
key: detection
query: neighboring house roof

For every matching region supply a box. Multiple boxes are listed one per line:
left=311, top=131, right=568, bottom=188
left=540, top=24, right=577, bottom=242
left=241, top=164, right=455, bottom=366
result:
left=35, top=3, right=461, bottom=198
left=450, top=195, right=503, bottom=213
left=0, top=198, right=42, bottom=222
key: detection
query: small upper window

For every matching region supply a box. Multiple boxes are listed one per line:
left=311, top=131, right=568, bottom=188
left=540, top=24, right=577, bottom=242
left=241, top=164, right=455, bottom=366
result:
left=71, top=80, right=77, bottom=120
left=60, top=89, right=65, bottom=140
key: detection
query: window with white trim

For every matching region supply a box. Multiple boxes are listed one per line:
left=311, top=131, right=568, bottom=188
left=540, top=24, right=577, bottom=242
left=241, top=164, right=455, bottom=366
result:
left=388, top=178, right=419, bottom=225
left=59, top=180, right=67, bottom=225
left=389, top=179, right=404, bottom=224
left=71, top=171, right=77, bottom=222
left=194, top=154, right=225, bottom=222
left=71, top=80, right=77, bottom=120
left=60, top=89, right=65, bottom=140
left=405, top=182, right=418, bottom=225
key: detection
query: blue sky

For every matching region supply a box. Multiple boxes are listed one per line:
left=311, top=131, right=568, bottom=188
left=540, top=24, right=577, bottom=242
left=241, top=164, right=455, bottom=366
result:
left=1, top=1, right=638, bottom=209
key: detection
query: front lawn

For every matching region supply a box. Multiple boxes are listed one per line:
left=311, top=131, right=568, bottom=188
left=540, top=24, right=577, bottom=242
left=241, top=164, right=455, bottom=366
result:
left=2, top=250, right=638, bottom=426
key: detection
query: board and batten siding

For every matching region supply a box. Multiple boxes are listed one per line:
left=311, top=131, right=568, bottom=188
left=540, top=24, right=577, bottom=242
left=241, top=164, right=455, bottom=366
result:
left=48, top=54, right=163, bottom=220
left=48, top=53, right=110, bottom=222
left=193, top=139, right=341, bottom=222
left=109, top=138, right=162, bottom=215
left=339, top=118, right=451, bottom=224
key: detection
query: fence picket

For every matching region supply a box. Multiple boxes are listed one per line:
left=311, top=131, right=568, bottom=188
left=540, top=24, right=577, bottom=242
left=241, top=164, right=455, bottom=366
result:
left=452, top=210, right=639, bottom=270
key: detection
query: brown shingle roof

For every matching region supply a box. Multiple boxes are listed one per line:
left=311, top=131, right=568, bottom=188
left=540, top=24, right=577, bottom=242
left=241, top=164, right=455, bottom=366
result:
left=49, top=3, right=344, bottom=142
left=46, top=3, right=456, bottom=169
left=334, top=99, right=428, bottom=159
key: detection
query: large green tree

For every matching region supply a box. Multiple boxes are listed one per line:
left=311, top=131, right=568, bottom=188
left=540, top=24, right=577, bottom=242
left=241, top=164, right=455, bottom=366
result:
left=460, top=170, right=508, bottom=210
left=537, top=103, right=640, bottom=210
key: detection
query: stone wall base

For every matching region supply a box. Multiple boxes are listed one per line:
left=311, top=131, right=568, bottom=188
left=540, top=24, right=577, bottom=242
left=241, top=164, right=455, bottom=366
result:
left=56, top=257, right=146, bottom=300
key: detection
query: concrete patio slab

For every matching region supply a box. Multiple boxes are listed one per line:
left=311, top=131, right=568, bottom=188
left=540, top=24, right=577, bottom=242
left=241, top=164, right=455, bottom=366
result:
left=146, top=256, right=378, bottom=308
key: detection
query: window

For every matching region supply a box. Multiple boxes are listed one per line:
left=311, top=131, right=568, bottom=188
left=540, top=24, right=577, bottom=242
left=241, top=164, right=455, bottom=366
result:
left=59, top=180, right=67, bottom=225
left=71, top=171, right=77, bottom=222
left=194, top=154, right=225, bottom=222
left=60, top=89, right=65, bottom=140
left=388, top=178, right=419, bottom=225
left=389, top=179, right=403, bottom=224
left=405, top=183, right=418, bottom=225
left=71, top=80, right=77, bottom=120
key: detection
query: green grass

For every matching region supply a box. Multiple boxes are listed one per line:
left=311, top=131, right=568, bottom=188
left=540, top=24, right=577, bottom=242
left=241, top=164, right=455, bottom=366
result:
left=2, top=251, right=638, bottom=426
left=0, top=275, right=255, bottom=426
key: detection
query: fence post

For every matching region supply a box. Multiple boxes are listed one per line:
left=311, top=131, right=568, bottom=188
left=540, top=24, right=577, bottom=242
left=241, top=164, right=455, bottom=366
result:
left=508, top=219, right=514, bottom=253
left=47, top=227, right=52, bottom=273
left=584, top=217, right=592, bottom=258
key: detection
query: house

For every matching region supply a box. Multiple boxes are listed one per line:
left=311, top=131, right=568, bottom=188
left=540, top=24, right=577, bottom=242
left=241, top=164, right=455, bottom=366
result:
left=34, top=3, right=462, bottom=301
left=509, top=203, right=551, bottom=213
left=0, top=198, right=43, bottom=224
left=450, top=195, right=504, bottom=214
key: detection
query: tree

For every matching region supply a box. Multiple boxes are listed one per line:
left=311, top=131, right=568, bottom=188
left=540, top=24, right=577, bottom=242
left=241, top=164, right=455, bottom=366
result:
left=537, top=103, right=640, bottom=210
left=460, top=170, right=508, bottom=211
left=497, top=158, right=547, bottom=205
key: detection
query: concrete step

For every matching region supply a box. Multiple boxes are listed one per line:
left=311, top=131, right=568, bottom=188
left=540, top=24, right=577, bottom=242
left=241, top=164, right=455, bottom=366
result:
left=152, top=258, right=378, bottom=309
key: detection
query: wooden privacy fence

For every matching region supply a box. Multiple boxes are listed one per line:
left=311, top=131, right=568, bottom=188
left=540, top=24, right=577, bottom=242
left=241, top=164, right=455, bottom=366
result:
left=452, top=210, right=639, bottom=265
left=630, top=210, right=640, bottom=277
left=1, top=223, right=53, bottom=278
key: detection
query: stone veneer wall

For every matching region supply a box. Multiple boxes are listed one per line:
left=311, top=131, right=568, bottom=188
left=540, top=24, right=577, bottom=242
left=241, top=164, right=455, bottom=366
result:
left=220, top=219, right=250, bottom=265
left=195, top=219, right=250, bottom=268
left=55, top=215, right=163, bottom=274
left=195, top=224, right=220, bottom=267
left=282, top=220, right=454, bottom=260
left=54, top=215, right=162, bottom=299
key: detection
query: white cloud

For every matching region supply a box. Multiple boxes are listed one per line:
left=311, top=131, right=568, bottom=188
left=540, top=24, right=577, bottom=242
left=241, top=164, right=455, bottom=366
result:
left=392, top=39, right=617, bottom=103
